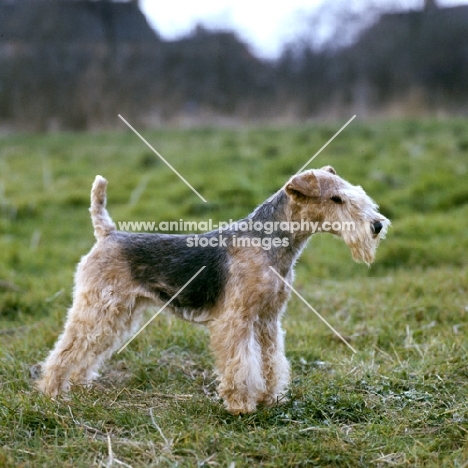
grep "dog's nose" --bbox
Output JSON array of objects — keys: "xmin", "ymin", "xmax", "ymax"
[{"xmin": 372, "ymin": 221, "xmax": 383, "ymax": 235}]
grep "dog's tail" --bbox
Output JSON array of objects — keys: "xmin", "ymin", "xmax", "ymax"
[{"xmin": 90, "ymin": 175, "xmax": 116, "ymax": 240}]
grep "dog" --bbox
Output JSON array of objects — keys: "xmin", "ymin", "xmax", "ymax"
[{"xmin": 37, "ymin": 166, "xmax": 389, "ymax": 414}]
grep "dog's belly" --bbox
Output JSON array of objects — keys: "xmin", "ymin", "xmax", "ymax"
[{"xmin": 170, "ymin": 306, "xmax": 213, "ymax": 324}]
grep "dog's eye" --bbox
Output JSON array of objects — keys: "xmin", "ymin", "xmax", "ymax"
[{"xmin": 331, "ymin": 196, "xmax": 343, "ymax": 204}]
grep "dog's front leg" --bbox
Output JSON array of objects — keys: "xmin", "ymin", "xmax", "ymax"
[{"xmin": 208, "ymin": 316, "xmax": 266, "ymax": 415}]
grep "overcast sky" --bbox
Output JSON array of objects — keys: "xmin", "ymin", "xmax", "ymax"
[{"xmin": 140, "ymin": 0, "xmax": 468, "ymax": 58}]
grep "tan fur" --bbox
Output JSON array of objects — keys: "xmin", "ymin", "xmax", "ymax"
[
  {"xmin": 286, "ymin": 168, "xmax": 389, "ymax": 264},
  {"xmin": 37, "ymin": 237, "xmax": 148, "ymax": 396},
  {"xmin": 206, "ymin": 246, "xmax": 292, "ymax": 414}
]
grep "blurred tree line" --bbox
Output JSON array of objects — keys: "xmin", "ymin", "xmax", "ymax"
[{"xmin": 0, "ymin": 0, "xmax": 467, "ymax": 131}]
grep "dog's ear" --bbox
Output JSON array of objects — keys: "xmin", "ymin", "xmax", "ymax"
[
  {"xmin": 285, "ymin": 171, "xmax": 321, "ymax": 200},
  {"xmin": 320, "ymin": 165, "xmax": 336, "ymax": 175}
]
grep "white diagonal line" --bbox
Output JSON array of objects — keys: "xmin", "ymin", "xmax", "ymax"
[
  {"xmin": 118, "ymin": 114, "xmax": 207, "ymax": 203},
  {"xmin": 269, "ymin": 266, "xmax": 357, "ymax": 354},
  {"xmin": 296, "ymin": 115, "xmax": 356, "ymax": 174},
  {"xmin": 117, "ymin": 266, "xmax": 206, "ymax": 354}
]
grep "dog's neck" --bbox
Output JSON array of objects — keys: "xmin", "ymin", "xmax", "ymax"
[{"xmin": 247, "ymin": 189, "xmax": 313, "ymax": 275}]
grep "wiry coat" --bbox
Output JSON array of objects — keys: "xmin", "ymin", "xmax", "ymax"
[{"xmin": 37, "ymin": 167, "xmax": 389, "ymax": 414}]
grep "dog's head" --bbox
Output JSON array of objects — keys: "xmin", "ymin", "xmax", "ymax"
[{"xmin": 285, "ymin": 166, "xmax": 390, "ymax": 265}]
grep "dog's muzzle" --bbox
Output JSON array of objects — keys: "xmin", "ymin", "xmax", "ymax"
[{"xmin": 371, "ymin": 220, "xmax": 383, "ymax": 236}]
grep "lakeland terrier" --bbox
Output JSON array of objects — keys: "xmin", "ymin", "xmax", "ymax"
[{"xmin": 37, "ymin": 166, "xmax": 390, "ymax": 414}]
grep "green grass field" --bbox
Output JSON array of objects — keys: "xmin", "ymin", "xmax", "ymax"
[{"xmin": 1, "ymin": 119, "xmax": 467, "ymax": 467}]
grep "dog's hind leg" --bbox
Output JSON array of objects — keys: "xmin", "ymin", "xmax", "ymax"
[{"xmin": 37, "ymin": 292, "xmax": 143, "ymax": 397}]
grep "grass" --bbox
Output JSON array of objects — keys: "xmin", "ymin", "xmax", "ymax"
[{"xmin": 0, "ymin": 119, "xmax": 467, "ymax": 467}]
